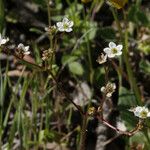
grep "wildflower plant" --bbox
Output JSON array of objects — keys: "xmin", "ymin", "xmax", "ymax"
[
  {"xmin": 101, "ymin": 82, "xmax": 116, "ymax": 97},
  {"xmin": 0, "ymin": 0, "xmax": 150, "ymax": 150}
]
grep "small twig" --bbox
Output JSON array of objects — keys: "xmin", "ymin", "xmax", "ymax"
[
  {"xmin": 103, "ymin": 134, "xmax": 121, "ymax": 146},
  {"xmin": 97, "ymin": 115, "xmax": 143, "ymax": 136},
  {"xmin": 79, "ymin": 113, "xmax": 88, "ymax": 150}
]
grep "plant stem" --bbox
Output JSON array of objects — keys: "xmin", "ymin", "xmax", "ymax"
[
  {"xmin": 47, "ymin": 0, "xmax": 51, "ymax": 26},
  {"xmin": 111, "ymin": 8, "xmax": 141, "ymax": 105},
  {"xmin": 111, "ymin": 8, "xmax": 123, "ymax": 89},
  {"xmin": 87, "ymin": 37, "xmax": 94, "ymax": 84},
  {"xmin": 0, "ymin": 0, "xmax": 4, "ymax": 32},
  {"xmin": 79, "ymin": 114, "xmax": 88, "ymax": 150},
  {"xmin": 123, "ymin": 10, "xmax": 141, "ymax": 105},
  {"xmin": 83, "ymin": 6, "xmax": 94, "ymax": 85}
]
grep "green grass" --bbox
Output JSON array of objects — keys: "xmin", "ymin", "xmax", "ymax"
[{"xmin": 0, "ymin": 0, "xmax": 150, "ymax": 149}]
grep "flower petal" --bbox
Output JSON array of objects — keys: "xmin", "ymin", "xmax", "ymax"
[
  {"xmin": 25, "ymin": 46, "xmax": 29, "ymax": 51},
  {"xmin": 103, "ymin": 47, "xmax": 111, "ymax": 54},
  {"xmin": 147, "ymin": 112, "xmax": 150, "ymax": 117},
  {"xmin": 58, "ymin": 27, "xmax": 65, "ymax": 32},
  {"xmin": 106, "ymin": 93, "xmax": 112, "ymax": 97},
  {"xmin": 24, "ymin": 51, "xmax": 30, "ymax": 55},
  {"xmin": 56, "ymin": 22, "xmax": 63, "ymax": 28},
  {"xmin": 109, "ymin": 42, "xmax": 116, "ymax": 48},
  {"xmin": 115, "ymin": 51, "xmax": 122, "ymax": 56},
  {"xmin": 101, "ymin": 87, "xmax": 105, "ymax": 92},
  {"xmin": 65, "ymin": 28, "xmax": 72, "ymax": 32},
  {"xmin": 68, "ymin": 21, "xmax": 74, "ymax": 27},
  {"xmin": 0, "ymin": 39, "xmax": 7, "ymax": 44},
  {"xmin": 18, "ymin": 43, "xmax": 24, "ymax": 49},
  {"xmin": 107, "ymin": 53, "xmax": 115, "ymax": 58},
  {"xmin": 63, "ymin": 17, "xmax": 69, "ymax": 23},
  {"xmin": 117, "ymin": 45, "xmax": 123, "ymax": 51}
]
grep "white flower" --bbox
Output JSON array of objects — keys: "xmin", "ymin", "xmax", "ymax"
[
  {"xmin": 97, "ymin": 53, "xmax": 107, "ymax": 64},
  {"xmin": 56, "ymin": 17, "xmax": 74, "ymax": 32},
  {"xmin": 129, "ymin": 106, "xmax": 150, "ymax": 119},
  {"xmin": 0, "ymin": 34, "xmax": 9, "ymax": 46},
  {"xmin": 101, "ymin": 82, "xmax": 116, "ymax": 97},
  {"xmin": 103, "ymin": 42, "xmax": 123, "ymax": 58},
  {"xmin": 17, "ymin": 43, "xmax": 30, "ymax": 55}
]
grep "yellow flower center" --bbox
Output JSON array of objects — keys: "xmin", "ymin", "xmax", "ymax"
[
  {"xmin": 112, "ymin": 48, "xmax": 118, "ymax": 54},
  {"xmin": 140, "ymin": 111, "xmax": 147, "ymax": 118},
  {"xmin": 63, "ymin": 23, "xmax": 69, "ymax": 29}
]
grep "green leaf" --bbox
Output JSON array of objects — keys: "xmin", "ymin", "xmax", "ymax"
[
  {"xmin": 118, "ymin": 87, "xmax": 137, "ymax": 107},
  {"xmin": 136, "ymin": 10, "xmax": 149, "ymax": 26},
  {"xmin": 118, "ymin": 87, "xmax": 138, "ymax": 129},
  {"xmin": 68, "ymin": 61, "xmax": 84, "ymax": 76},
  {"xmin": 29, "ymin": 28, "xmax": 44, "ymax": 34},
  {"xmin": 93, "ymin": 67, "xmax": 105, "ymax": 86},
  {"xmin": 44, "ymin": 129, "xmax": 63, "ymax": 142},
  {"xmin": 138, "ymin": 42, "xmax": 150, "ymax": 55},
  {"xmin": 129, "ymin": 132, "xmax": 150, "ymax": 150},
  {"xmin": 61, "ymin": 55, "xmax": 78, "ymax": 65},
  {"xmin": 139, "ymin": 60, "xmax": 150, "ymax": 74},
  {"xmin": 127, "ymin": 5, "xmax": 137, "ymax": 23}
]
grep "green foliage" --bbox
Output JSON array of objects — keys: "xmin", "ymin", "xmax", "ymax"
[
  {"xmin": 1, "ymin": 0, "xmax": 150, "ymax": 149},
  {"xmin": 68, "ymin": 61, "xmax": 84, "ymax": 76},
  {"xmin": 139, "ymin": 60, "xmax": 150, "ymax": 75},
  {"xmin": 118, "ymin": 87, "xmax": 138, "ymax": 129},
  {"xmin": 128, "ymin": 4, "xmax": 149, "ymax": 26},
  {"xmin": 129, "ymin": 132, "xmax": 150, "ymax": 150}
]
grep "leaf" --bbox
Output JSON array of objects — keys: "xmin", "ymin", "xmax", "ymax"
[
  {"xmin": 29, "ymin": 28, "xmax": 44, "ymax": 34},
  {"xmin": 138, "ymin": 41, "xmax": 150, "ymax": 55},
  {"xmin": 93, "ymin": 67, "xmax": 105, "ymax": 86},
  {"xmin": 68, "ymin": 61, "xmax": 84, "ymax": 76},
  {"xmin": 139, "ymin": 60, "xmax": 150, "ymax": 74},
  {"xmin": 61, "ymin": 55, "xmax": 78, "ymax": 65},
  {"xmin": 44, "ymin": 129, "xmax": 63, "ymax": 142},
  {"xmin": 118, "ymin": 87, "xmax": 138, "ymax": 129},
  {"xmin": 118, "ymin": 87, "xmax": 137, "ymax": 107},
  {"xmin": 136, "ymin": 10, "xmax": 149, "ymax": 26},
  {"xmin": 128, "ymin": 5, "xmax": 138, "ymax": 22},
  {"xmin": 129, "ymin": 132, "xmax": 150, "ymax": 150}
]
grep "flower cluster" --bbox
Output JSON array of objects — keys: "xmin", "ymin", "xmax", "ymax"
[
  {"xmin": 14, "ymin": 43, "xmax": 31, "ymax": 58},
  {"xmin": 42, "ymin": 49, "xmax": 53, "ymax": 61},
  {"xmin": 0, "ymin": 34, "xmax": 9, "ymax": 47},
  {"xmin": 101, "ymin": 82, "xmax": 116, "ymax": 97},
  {"xmin": 129, "ymin": 106, "xmax": 150, "ymax": 119},
  {"xmin": 45, "ymin": 25, "xmax": 57, "ymax": 35},
  {"xmin": 96, "ymin": 53, "xmax": 107, "ymax": 64}
]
